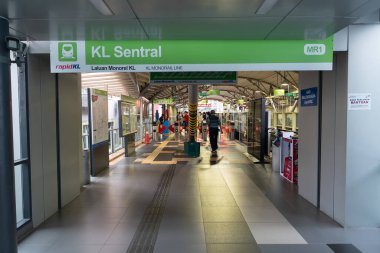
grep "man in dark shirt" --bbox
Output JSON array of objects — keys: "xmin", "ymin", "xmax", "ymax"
[{"xmin": 207, "ymin": 110, "xmax": 223, "ymax": 153}]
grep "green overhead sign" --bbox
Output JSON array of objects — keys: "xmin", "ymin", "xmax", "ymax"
[
  {"xmin": 153, "ymin": 98, "xmax": 174, "ymax": 104},
  {"xmin": 150, "ymin": 72, "xmax": 236, "ymax": 84},
  {"xmin": 200, "ymin": 91, "xmax": 209, "ymax": 97},
  {"xmin": 274, "ymin": 89, "xmax": 285, "ymax": 96},
  {"xmin": 121, "ymin": 95, "xmax": 136, "ymax": 104},
  {"xmin": 50, "ymin": 38, "xmax": 333, "ymax": 73},
  {"xmin": 207, "ymin": 90, "xmax": 220, "ymax": 96},
  {"xmin": 199, "ymin": 90, "xmax": 221, "ymax": 97}
]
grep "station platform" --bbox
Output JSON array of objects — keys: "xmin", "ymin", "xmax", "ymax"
[{"xmin": 18, "ymin": 137, "xmax": 380, "ymax": 253}]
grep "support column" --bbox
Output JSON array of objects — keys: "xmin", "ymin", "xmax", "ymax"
[
  {"xmin": 188, "ymin": 85, "xmax": 198, "ymax": 142},
  {"xmin": 184, "ymin": 85, "xmax": 200, "ymax": 157},
  {"xmin": 0, "ymin": 17, "xmax": 18, "ymax": 253},
  {"xmin": 140, "ymin": 98, "xmax": 143, "ymax": 142}
]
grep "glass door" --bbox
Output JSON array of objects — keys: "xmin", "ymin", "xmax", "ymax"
[{"xmin": 10, "ymin": 52, "xmax": 32, "ymax": 232}]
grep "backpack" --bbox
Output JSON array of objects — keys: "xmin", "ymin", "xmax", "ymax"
[{"xmin": 208, "ymin": 115, "xmax": 220, "ymax": 129}]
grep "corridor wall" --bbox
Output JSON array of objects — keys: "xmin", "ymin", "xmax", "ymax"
[
  {"xmin": 345, "ymin": 25, "xmax": 380, "ymax": 227},
  {"xmin": 298, "ymin": 72, "xmax": 320, "ymax": 207},
  {"xmin": 28, "ymin": 55, "xmax": 82, "ymax": 227},
  {"xmin": 58, "ymin": 74, "xmax": 82, "ymax": 207},
  {"xmin": 28, "ymin": 55, "xmax": 58, "ymax": 226}
]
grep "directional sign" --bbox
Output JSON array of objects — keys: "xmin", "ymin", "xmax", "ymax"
[{"xmin": 150, "ymin": 72, "xmax": 236, "ymax": 85}]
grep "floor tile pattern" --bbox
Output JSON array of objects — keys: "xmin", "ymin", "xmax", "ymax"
[
  {"xmin": 18, "ymin": 135, "xmax": 380, "ymax": 253},
  {"xmin": 127, "ymin": 165, "xmax": 176, "ymax": 253}
]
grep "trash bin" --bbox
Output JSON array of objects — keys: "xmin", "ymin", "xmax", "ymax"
[
  {"xmin": 174, "ymin": 122, "xmax": 180, "ymax": 141},
  {"xmin": 82, "ymin": 149, "xmax": 90, "ymax": 186}
]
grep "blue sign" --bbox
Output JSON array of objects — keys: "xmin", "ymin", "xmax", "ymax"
[{"xmin": 301, "ymin": 87, "xmax": 318, "ymax": 107}]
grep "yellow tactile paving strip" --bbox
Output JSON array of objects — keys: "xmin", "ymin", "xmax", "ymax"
[{"xmin": 141, "ymin": 139, "xmax": 177, "ymax": 165}]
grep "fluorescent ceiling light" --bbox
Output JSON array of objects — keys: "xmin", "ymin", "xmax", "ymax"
[
  {"xmin": 256, "ymin": 0, "xmax": 279, "ymax": 14},
  {"xmin": 255, "ymin": 90, "xmax": 261, "ymax": 93},
  {"xmin": 281, "ymin": 83, "xmax": 289, "ymax": 86},
  {"xmin": 89, "ymin": 0, "xmax": 114, "ymax": 15}
]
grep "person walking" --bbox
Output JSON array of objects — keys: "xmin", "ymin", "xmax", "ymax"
[{"xmin": 207, "ymin": 110, "xmax": 223, "ymax": 153}]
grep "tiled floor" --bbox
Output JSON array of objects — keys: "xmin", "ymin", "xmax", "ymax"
[{"xmin": 18, "ymin": 136, "xmax": 380, "ymax": 253}]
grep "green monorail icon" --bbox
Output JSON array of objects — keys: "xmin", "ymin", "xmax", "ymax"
[{"xmin": 58, "ymin": 42, "xmax": 78, "ymax": 61}]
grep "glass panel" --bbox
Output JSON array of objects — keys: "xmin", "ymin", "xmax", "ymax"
[
  {"xmin": 276, "ymin": 113, "xmax": 284, "ymax": 128},
  {"xmin": 130, "ymin": 105, "xmax": 138, "ymax": 133},
  {"xmin": 82, "ymin": 124, "xmax": 89, "ymax": 150},
  {"xmin": 11, "ymin": 54, "xmax": 31, "ymax": 230},
  {"xmin": 252, "ymin": 99, "xmax": 263, "ymax": 159},
  {"xmin": 82, "ymin": 89, "xmax": 89, "ymax": 150},
  {"xmin": 14, "ymin": 165, "xmax": 24, "ymax": 224},
  {"xmin": 113, "ymin": 129, "xmax": 123, "ymax": 151},
  {"xmin": 285, "ymin": 113, "xmax": 293, "ymax": 128},
  {"xmin": 11, "ymin": 53, "xmax": 22, "ymax": 160},
  {"xmin": 108, "ymin": 122, "xmax": 113, "ymax": 154}
]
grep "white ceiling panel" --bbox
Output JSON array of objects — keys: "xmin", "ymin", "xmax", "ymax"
[
  {"xmin": 1, "ymin": 0, "xmax": 380, "ymax": 41},
  {"xmin": 267, "ymin": 16, "xmax": 358, "ymax": 40},
  {"xmin": 255, "ymin": 0, "xmax": 301, "ymax": 17},
  {"xmin": 290, "ymin": 0, "xmax": 368, "ymax": 17},
  {"xmin": 1, "ymin": 0, "xmax": 134, "ymax": 19},
  {"xmin": 349, "ymin": 0, "xmax": 380, "ymax": 17},
  {"xmin": 141, "ymin": 17, "xmax": 282, "ymax": 40},
  {"xmin": 129, "ymin": 0, "xmax": 263, "ymax": 18},
  {"xmin": 10, "ymin": 19, "xmax": 147, "ymax": 40}
]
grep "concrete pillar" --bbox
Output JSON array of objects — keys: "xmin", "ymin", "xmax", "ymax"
[
  {"xmin": 140, "ymin": 98, "xmax": 143, "ymax": 141},
  {"xmin": 0, "ymin": 17, "xmax": 18, "ymax": 253},
  {"xmin": 184, "ymin": 85, "xmax": 200, "ymax": 157},
  {"xmin": 188, "ymin": 85, "xmax": 198, "ymax": 142}
]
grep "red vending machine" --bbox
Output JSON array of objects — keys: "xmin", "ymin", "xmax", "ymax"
[{"xmin": 281, "ymin": 138, "xmax": 298, "ymax": 184}]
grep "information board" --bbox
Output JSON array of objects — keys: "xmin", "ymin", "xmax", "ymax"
[
  {"xmin": 348, "ymin": 93, "xmax": 371, "ymax": 110},
  {"xmin": 300, "ymin": 87, "xmax": 318, "ymax": 107},
  {"xmin": 150, "ymin": 72, "xmax": 236, "ymax": 84},
  {"xmin": 90, "ymin": 89, "xmax": 108, "ymax": 144}
]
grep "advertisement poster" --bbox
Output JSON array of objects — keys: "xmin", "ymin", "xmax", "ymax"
[
  {"xmin": 348, "ymin": 93, "xmax": 371, "ymax": 110},
  {"xmin": 282, "ymin": 138, "xmax": 298, "ymax": 184},
  {"xmin": 119, "ymin": 95, "xmax": 137, "ymax": 137},
  {"xmin": 90, "ymin": 89, "xmax": 108, "ymax": 144},
  {"xmin": 293, "ymin": 140, "xmax": 299, "ymax": 184},
  {"xmin": 283, "ymin": 157, "xmax": 293, "ymax": 182}
]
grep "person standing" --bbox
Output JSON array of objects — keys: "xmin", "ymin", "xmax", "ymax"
[
  {"xmin": 183, "ymin": 111, "xmax": 189, "ymax": 133},
  {"xmin": 207, "ymin": 110, "xmax": 223, "ymax": 153}
]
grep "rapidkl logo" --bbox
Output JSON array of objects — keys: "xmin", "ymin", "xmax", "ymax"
[
  {"xmin": 58, "ymin": 42, "xmax": 77, "ymax": 62},
  {"xmin": 55, "ymin": 64, "xmax": 81, "ymax": 70}
]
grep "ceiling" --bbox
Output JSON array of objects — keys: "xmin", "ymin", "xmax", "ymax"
[
  {"xmin": 2, "ymin": 0, "xmax": 380, "ymax": 41},
  {"xmin": 81, "ymin": 72, "xmax": 142, "ymax": 97},
  {"xmin": 140, "ymin": 71, "xmax": 299, "ymax": 104},
  {"xmin": 3, "ymin": 1, "xmax": 377, "ymax": 103},
  {"xmin": 81, "ymin": 71, "xmax": 298, "ymax": 104}
]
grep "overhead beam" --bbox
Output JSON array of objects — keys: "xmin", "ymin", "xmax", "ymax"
[{"xmin": 275, "ymin": 71, "xmax": 298, "ymax": 90}]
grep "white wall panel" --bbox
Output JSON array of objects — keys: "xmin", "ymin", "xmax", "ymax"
[
  {"xmin": 298, "ymin": 72, "xmax": 320, "ymax": 206},
  {"xmin": 334, "ymin": 52, "xmax": 348, "ymax": 226},
  {"xmin": 345, "ymin": 25, "xmax": 380, "ymax": 227},
  {"xmin": 58, "ymin": 74, "xmax": 81, "ymax": 206},
  {"xmin": 320, "ymin": 64, "xmax": 336, "ymax": 218},
  {"xmin": 319, "ymin": 52, "xmax": 348, "ymax": 226},
  {"xmin": 28, "ymin": 55, "xmax": 58, "ymax": 227}
]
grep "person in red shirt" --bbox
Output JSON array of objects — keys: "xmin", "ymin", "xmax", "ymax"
[{"xmin": 183, "ymin": 111, "xmax": 189, "ymax": 133}]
